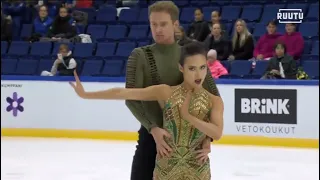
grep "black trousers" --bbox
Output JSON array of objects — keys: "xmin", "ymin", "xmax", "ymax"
[{"xmin": 130, "ymin": 125, "xmax": 157, "ymax": 180}]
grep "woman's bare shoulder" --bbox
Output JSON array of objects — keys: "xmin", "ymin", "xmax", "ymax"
[
  {"xmin": 209, "ymin": 93, "xmax": 224, "ymax": 107},
  {"xmin": 153, "ymin": 84, "xmax": 177, "ymax": 100}
]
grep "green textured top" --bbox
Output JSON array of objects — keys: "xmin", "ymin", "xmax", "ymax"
[{"xmin": 125, "ymin": 43, "xmax": 220, "ymax": 132}]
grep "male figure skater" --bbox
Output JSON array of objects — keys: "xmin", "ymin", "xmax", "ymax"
[{"xmin": 125, "ymin": 1, "xmax": 221, "ymax": 180}]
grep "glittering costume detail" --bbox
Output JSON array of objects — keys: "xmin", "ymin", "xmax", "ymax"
[{"xmin": 154, "ymin": 85, "xmax": 212, "ymax": 180}]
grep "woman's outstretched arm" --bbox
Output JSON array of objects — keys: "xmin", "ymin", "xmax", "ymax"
[{"xmin": 69, "ymin": 71, "xmax": 170, "ymax": 101}]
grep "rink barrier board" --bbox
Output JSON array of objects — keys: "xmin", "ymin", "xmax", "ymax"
[
  {"xmin": 1, "ymin": 75, "xmax": 319, "ymax": 85},
  {"xmin": 1, "ymin": 76, "xmax": 319, "ymax": 149},
  {"xmin": 1, "ymin": 128, "xmax": 318, "ymax": 148}
]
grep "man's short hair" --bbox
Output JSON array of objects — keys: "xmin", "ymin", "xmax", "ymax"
[{"xmin": 148, "ymin": 1, "xmax": 179, "ymax": 21}]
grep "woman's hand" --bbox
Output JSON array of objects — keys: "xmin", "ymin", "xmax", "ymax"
[
  {"xmin": 228, "ymin": 55, "xmax": 235, "ymax": 61},
  {"xmin": 69, "ymin": 71, "xmax": 87, "ymax": 98},
  {"xmin": 270, "ymin": 69, "xmax": 280, "ymax": 75},
  {"xmin": 54, "ymin": 58, "xmax": 63, "ymax": 65},
  {"xmin": 257, "ymin": 54, "xmax": 264, "ymax": 60}
]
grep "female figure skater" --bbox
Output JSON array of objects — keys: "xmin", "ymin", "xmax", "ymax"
[{"xmin": 69, "ymin": 42, "xmax": 224, "ymax": 180}]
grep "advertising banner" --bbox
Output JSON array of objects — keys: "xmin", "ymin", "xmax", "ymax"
[{"xmin": 1, "ymin": 80, "xmax": 319, "ymax": 140}]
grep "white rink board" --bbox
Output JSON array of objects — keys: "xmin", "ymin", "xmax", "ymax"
[{"xmin": 1, "ymin": 80, "xmax": 319, "ymax": 139}]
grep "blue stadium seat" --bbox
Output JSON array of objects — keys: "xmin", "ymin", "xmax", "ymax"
[
  {"xmin": 229, "ymin": 61, "xmax": 252, "ymax": 76},
  {"xmin": 306, "ymin": 4, "xmax": 319, "ymax": 21},
  {"xmin": 118, "ymin": 8, "xmax": 139, "ymax": 24},
  {"xmin": 1, "ymin": 41, "xmax": 8, "ymax": 55},
  {"xmin": 174, "ymin": 0, "xmax": 189, "ymax": 7},
  {"xmin": 311, "ymin": 41, "xmax": 319, "ymax": 55},
  {"xmin": 77, "ymin": 25, "xmax": 86, "ymax": 34},
  {"xmin": 138, "ymin": 41, "xmax": 150, "ymax": 47},
  {"xmin": 20, "ymin": 24, "xmax": 33, "ymax": 40},
  {"xmin": 37, "ymin": 59, "xmax": 55, "ymax": 75},
  {"xmin": 1, "ymin": 59, "xmax": 18, "ymax": 75},
  {"xmin": 252, "ymin": 61, "xmax": 269, "ymax": 76},
  {"xmin": 74, "ymin": 8, "xmax": 96, "ymax": 24},
  {"xmin": 225, "ymin": 23, "xmax": 233, "ymax": 36},
  {"xmin": 95, "ymin": 7, "xmax": 117, "ymax": 23},
  {"xmin": 137, "ymin": 8, "xmax": 148, "ymax": 23},
  {"xmin": 12, "ymin": 17, "xmax": 22, "ymax": 39},
  {"xmin": 29, "ymin": 42, "xmax": 52, "ymax": 56},
  {"xmin": 253, "ymin": 23, "xmax": 266, "ymax": 38},
  {"xmin": 246, "ymin": 22, "xmax": 255, "ymax": 33},
  {"xmin": 190, "ymin": 0, "xmax": 210, "ymax": 7},
  {"xmin": 277, "ymin": 23, "xmax": 286, "ymax": 35},
  {"xmin": 105, "ymin": 25, "xmax": 128, "ymax": 41},
  {"xmin": 122, "ymin": 65, "xmax": 127, "ymax": 76},
  {"xmin": 303, "ymin": 40, "xmax": 312, "ymax": 54},
  {"xmin": 86, "ymin": 25, "xmax": 107, "ymax": 40},
  {"xmin": 52, "ymin": 43, "xmax": 74, "ymax": 56},
  {"xmin": 287, "ymin": 4, "xmax": 308, "ymax": 14},
  {"xmin": 95, "ymin": 42, "xmax": 116, "ymax": 58},
  {"xmin": 7, "ymin": 41, "xmax": 30, "ymax": 56},
  {"xmin": 260, "ymin": 4, "xmax": 286, "ymax": 23},
  {"xmin": 115, "ymin": 42, "xmax": 136, "ymax": 57},
  {"xmin": 241, "ymin": 5, "xmax": 262, "ymax": 22},
  {"xmin": 81, "ymin": 60, "xmax": 103, "ymax": 76},
  {"xmin": 299, "ymin": 22, "xmax": 319, "ymax": 38},
  {"xmin": 303, "ymin": 61, "xmax": 319, "ymax": 79},
  {"xmin": 73, "ymin": 43, "xmax": 95, "ymax": 58},
  {"xmin": 203, "ymin": 7, "xmax": 221, "ymax": 22},
  {"xmin": 221, "ymin": 6, "xmax": 241, "ymax": 22},
  {"xmin": 101, "ymin": 60, "xmax": 124, "ymax": 76},
  {"xmin": 93, "ymin": 1, "xmax": 106, "ymax": 9},
  {"xmin": 137, "ymin": 0, "xmax": 148, "ymax": 7},
  {"xmin": 128, "ymin": 25, "xmax": 149, "ymax": 40},
  {"xmin": 180, "ymin": 7, "xmax": 196, "ymax": 23},
  {"xmin": 221, "ymin": 61, "xmax": 230, "ymax": 72},
  {"xmin": 15, "ymin": 59, "xmax": 38, "ymax": 75}
]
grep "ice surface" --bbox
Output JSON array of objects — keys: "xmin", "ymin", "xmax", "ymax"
[{"xmin": 1, "ymin": 137, "xmax": 319, "ymax": 180}]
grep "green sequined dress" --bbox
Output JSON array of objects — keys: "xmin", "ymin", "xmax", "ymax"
[{"xmin": 154, "ymin": 85, "xmax": 213, "ymax": 180}]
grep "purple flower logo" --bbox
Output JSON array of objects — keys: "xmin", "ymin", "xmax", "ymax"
[{"xmin": 6, "ymin": 92, "xmax": 24, "ymax": 117}]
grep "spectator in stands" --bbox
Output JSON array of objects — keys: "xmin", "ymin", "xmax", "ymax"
[
  {"xmin": 207, "ymin": 49, "xmax": 228, "ymax": 79},
  {"xmin": 40, "ymin": 0, "xmax": 63, "ymax": 18},
  {"xmin": 1, "ymin": 9, "xmax": 12, "ymax": 41},
  {"xmin": 278, "ymin": 23, "xmax": 304, "ymax": 60},
  {"xmin": 47, "ymin": 6, "xmax": 77, "ymax": 41},
  {"xmin": 175, "ymin": 26, "xmax": 193, "ymax": 46},
  {"xmin": 29, "ymin": 5, "xmax": 53, "ymax": 42},
  {"xmin": 41, "ymin": 44, "xmax": 77, "ymax": 76},
  {"xmin": 254, "ymin": 20, "xmax": 282, "ymax": 60},
  {"xmin": 228, "ymin": 19, "xmax": 254, "ymax": 60},
  {"xmin": 187, "ymin": 8, "xmax": 210, "ymax": 42},
  {"xmin": 262, "ymin": 42, "xmax": 297, "ymax": 79},
  {"xmin": 208, "ymin": 11, "xmax": 228, "ymax": 40},
  {"xmin": 204, "ymin": 23, "xmax": 232, "ymax": 60}
]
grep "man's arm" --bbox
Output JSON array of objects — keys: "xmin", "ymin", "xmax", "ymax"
[
  {"xmin": 125, "ymin": 48, "xmax": 158, "ymax": 132},
  {"xmin": 202, "ymin": 67, "xmax": 220, "ymax": 96}
]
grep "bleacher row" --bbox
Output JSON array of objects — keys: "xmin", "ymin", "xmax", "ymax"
[
  {"xmin": 74, "ymin": 2, "xmax": 319, "ymax": 24},
  {"xmin": 11, "ymin": 2, "xmax": 319, "ymax": 40},
  {"xmin": 1, "ymin": 41, "xmax": 319, "ymax": 79},
  {"xmin": 19, "ymin": 21, "xmax": 319, "ymax": 42}
]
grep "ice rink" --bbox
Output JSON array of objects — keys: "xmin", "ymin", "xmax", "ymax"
[{"xmin": 1, "ymin": 137, "xmax": 319, "ymax": 180}]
